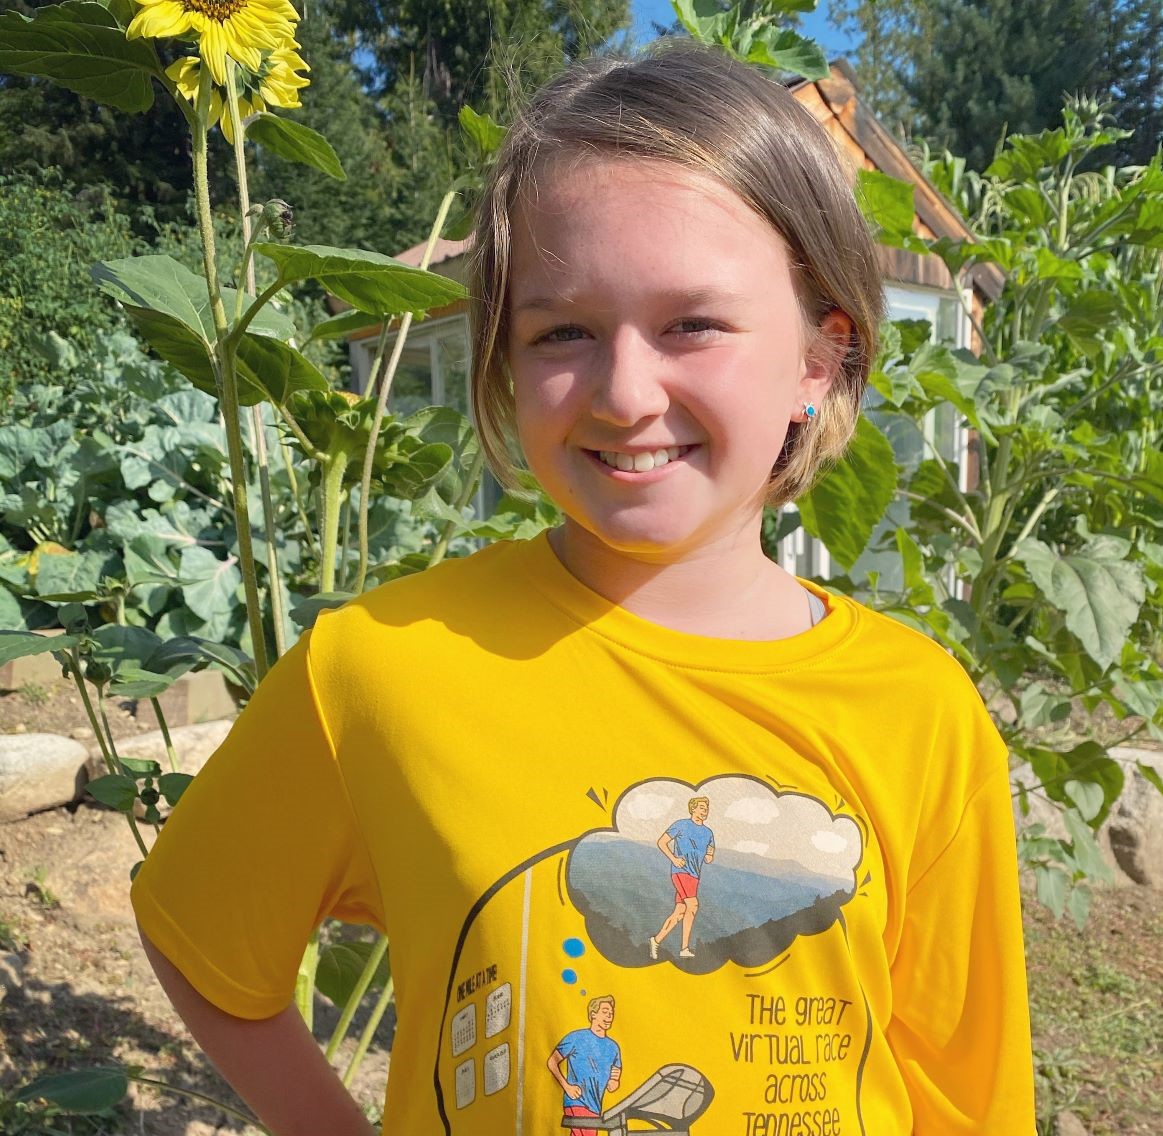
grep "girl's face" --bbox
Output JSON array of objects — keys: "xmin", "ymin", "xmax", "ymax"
[{"xmin": 506, "ymin": 158, "xmax": 842, "ymax": 565}]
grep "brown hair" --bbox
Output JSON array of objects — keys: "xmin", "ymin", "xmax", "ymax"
[{"xmin": 468, "ymin": 42, "xmax": 884, "ymax": 506}]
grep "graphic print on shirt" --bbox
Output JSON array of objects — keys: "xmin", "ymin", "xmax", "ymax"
[{"xmin": 434, "ymin": 773, "xmax": 870, "ymax": 1136}]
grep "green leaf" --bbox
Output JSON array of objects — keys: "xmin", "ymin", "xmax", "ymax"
[
  {"xmin": 458, "ymin": 105, "xmax": 506, "ymax": 156},
  {"xmin": 246, "ymin": 113, "xmax": 346, "ymax": 180},
  {"xmin": 119, "ymin": 756, "xmax": 161, "ymax": 777},
  {"xmin": 1066, "ymin": 884, "xmax": 1092, "ymax": 930},
  {"xmin": 0, "ymin": 630, "xmax": 79, "ymax": 666},
  {"xmin": 15, "ymin": 1067, "xmax": 129, "ymax": 1113},
  {"xmin": 108, "ymin": 667, "xmax": 175, "ymax": 698},
  {"xmin": 746, "ymin": 27, "xmax": 829, "ymax": 79},
  {"xmin": 34, "ymin": 548, "xmax": 107, "ymax": 601},
  {"xmin": 0, "ymin": 3, "xmax": 161, "ymax": 114},
  {"xmin": 254, "ymin": 244, "xmax": 466, "ymax": 317},
  {"xmin": 1137, "ymin": 761, "xmax": 1163, "ymax": 796},
  {"xmin": 178, "ymin": 546, "xmax": 242, "ymax": 624},
  {"xmin": 380, "ymin": 442, "xmax": 453, "ymax": 500},
  {"xmin": 93, "ymin": 255, "xmax": 295, "ymax": 398},
  {"xmin": 234, "ymin": 334, "xmax": 330, "ymax": 406},
  {"xmin": 1034, "ymin": 864, "xmax": 1068, "ymax": 918},
  {"xmin": 1014, "ymin": 537, "xmax": 1146, "ymax": 670},
  {"xmin": 1063, "ymin": 808, "xmax": 1112, "ymax": 879},
  {"xmin": 1058, "ymin": 289, "xmax": 1122, "ymax": 355},
  {"xmin": 857, "ymin": 170, "xmax": 916, "ymax": 243},
  {"xmin": 1065, "ymin": 779, "xmax": 1104, "ymax": 823},
  {"xmin": 85, "ymin": 774, "xmax": 138, "ymax": 812},
  {"xmin": 158, "ymin": 771, "xmax": 194, "ymax": 805},
  {"xmin": 289, "ymin": 592, "xmax": 354, "ymax": 630},
  {"xmin": 315, "ymin": 941, "xmax": 390, "ymax": 1008},
  {"xmin": 304, "ymin": 308, "xmax": 382, "ymax": 345},
  {"xmin": 799, "ymin": 417, "xmax": 898, "ymax": 570}
]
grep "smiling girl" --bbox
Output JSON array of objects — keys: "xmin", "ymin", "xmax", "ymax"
[{"xmin": 132, "ymin": 43, "xmax": 1035, "ymax": 1136}]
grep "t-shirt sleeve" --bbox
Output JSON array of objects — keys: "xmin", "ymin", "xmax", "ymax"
[
  {"xmin": 130, "ymin": 632, "xmax": 381, "ymax": 1020},
  {"xmin": 887, "ymin": 753, "xmax": 1036, "ymax": 1133}
]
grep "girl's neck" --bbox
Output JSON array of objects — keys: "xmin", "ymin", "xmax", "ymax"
[{"xmin": 548, "ymin": 522, "xmax": 814, "ymax": 642}]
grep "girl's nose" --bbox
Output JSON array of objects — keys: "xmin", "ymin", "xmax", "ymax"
[{"xmin": 588, "ymin": 330, "xmax": 670, "ymax": 426}]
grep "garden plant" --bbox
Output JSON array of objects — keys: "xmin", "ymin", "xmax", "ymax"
[{"xmin": 0, "ymin": 0, "xmax": 1160, "ymax": 1128}]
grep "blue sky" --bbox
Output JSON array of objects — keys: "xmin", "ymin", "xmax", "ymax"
[{"xmin": 629, "ymin": 1, "xmax": 855, "ymax": 60}]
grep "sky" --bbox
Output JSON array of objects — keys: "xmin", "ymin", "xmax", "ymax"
[{"xmin": 629, "ymin": 1, "xmax": 856, "ymax": 60}]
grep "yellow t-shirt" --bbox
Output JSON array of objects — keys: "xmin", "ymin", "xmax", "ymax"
[{"xmin": 131, "ymin": 533, "xmax": 1035, "ymax": 1135}]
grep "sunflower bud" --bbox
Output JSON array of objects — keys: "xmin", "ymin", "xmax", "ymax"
[{"xmin": 261, "ymin": 198, "xmax": 294, "ymax": 239}]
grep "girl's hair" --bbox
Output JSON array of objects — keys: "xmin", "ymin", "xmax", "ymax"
[{"xmin": 468, "ymin": 42, "xmax": 884, "ymax": 506}]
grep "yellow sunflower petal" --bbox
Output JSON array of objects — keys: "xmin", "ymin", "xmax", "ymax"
[
  {"xmin": 126, "ymin": 2, "xmax": 194, "ymax": 41},
  {"xmin": 229, "ymin": 41, "xmax": 264, "ymax": 73},
  {"xmin": 197, "ymin": 19, "xmax": 229, "ymax": 86}
]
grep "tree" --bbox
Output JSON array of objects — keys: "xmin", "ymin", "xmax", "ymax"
[
  {"xmin": 247, "ymin": 2, "xmax": 447, "ymax": 253},
  {"xmin": 331, "ymin": 0, "xmax": 630, "ymax": 123},
  {"xmin": 831, "ymin": 0, "xmax": 1160, "ymax": 170}
]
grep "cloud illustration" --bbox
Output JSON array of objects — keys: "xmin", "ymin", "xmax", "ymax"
[{"xmin": 566, "ymin": 775, "xmax": 864, "ymax": 975}]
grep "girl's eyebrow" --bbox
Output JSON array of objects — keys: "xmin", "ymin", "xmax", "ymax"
[{"xmin": 511, "ymin": 286, "xmax": 751, "ymax": 315}]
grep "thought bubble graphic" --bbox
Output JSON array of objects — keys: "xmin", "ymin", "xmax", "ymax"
[{"xmin": 566, "ymin": 775, "xmax": 863, "ymax": 974}]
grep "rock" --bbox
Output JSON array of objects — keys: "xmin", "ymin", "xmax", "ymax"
[
  {"xmin": 0, "ymin": 951, "xmax": 24, "ymax": 1004},
  {"xmin": 84, "ymin": 720, "xmax": 233, "ymax": 820},
  {"xmin": 0, "ymin": 733, "xmax": 88, "ymax": 822},
  {"xmin": 1056, "ymin": 1110, "xmax": 1090, "ymax": 1136},
  {"xmin": 69, "ymin": 727, "xmax": 91, "ymax": 741},
  {"xmin": 1012, "ymin": 747, "xmax": 1163, "ymax": 888},
  {"xmin": 84, "ymin": 719, "xmax": 232, "ymax": 782},
  {"xmin": 1105, "ymin": 748, "xmax": 1163, "ymax": 888}
]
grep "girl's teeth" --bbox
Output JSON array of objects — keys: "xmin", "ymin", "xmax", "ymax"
[{"xmin": 598, "ymin": 446, "xmax": 688, "ymax": 472}]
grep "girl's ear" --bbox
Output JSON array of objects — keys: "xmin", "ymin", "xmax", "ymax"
[{"xmin": 794, "ymin": 310, "xmax": 853, "ymax": 421}]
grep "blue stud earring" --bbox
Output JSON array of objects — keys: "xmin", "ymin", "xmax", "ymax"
[{"xmin": 803, "ymin": 402, "xmax": 817, "ymax": 421}]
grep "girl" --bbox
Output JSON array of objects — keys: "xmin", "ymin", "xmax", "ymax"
[{"xmin": 132, "ymin": 43, "xmax": 1035, "ymax": 1136}]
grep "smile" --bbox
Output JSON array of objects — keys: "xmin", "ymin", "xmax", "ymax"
[{"xmin": 595, "ymin": 445, "xmax": 693, "ymax": 473}]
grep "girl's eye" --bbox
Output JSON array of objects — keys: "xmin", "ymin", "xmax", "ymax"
[
  {"xmin": 672, "ymin": 318, "xmax": 719, "ymax": 337},
  {"xmin": 533, "ymin": 325, "xmax": 587, "ymax": 344}
]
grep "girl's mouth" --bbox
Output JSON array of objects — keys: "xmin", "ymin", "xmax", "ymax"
[{"xmin": 591, "ymin": 445, "xmax": 695, "ymax": 473}]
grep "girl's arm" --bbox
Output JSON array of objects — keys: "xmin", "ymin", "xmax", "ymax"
[{"xmin": 139, "ymin": 929, "xmax": 377, "ymax": 1136}]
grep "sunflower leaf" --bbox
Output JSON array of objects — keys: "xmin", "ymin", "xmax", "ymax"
[
  {"xmin": 247, "ymin": 113, "xmax": 346, "ymax": 180},
  {"xmin": 93, "ymin": 255, "xmax": 295, "ymax": 401},
  {"xmin": 0, "ymin": 2, "xmax": 162, "ymax": 114},
  {"xmin": 253, "ymin": 244, "xmax": 466, "ymax": 317}
]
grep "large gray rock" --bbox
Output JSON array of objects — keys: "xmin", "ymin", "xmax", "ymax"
[
  {"xmin": 84, "ymin": 719, "xmax": 232, "ymax": 820},
  {"xmin": 0, "ymin": 733, "xmax": 87, "ymax": 822},
  {"xmin": 1013, "ymin": 746, "xmax": 1163, "ymax": 888},
  {"xmin": 84, "ymin": 719, "xmax": 232, "ymax": 782},
  {"xmin": 1105, "ymin": 747, "xmax": 1163, "ymax": 887}
]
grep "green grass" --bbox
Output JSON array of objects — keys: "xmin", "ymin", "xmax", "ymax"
[{"xmin": 1026, "ymin": 893, "xmax": 1163, "ymax": 1135}]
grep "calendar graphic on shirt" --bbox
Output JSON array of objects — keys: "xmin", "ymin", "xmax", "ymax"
[
  {"xmin": 483, "ymin": 1043, "xmax": 510, "ymax": 1096},
  {"xmin": 451, "ymin": 1004, "xmax": 477, "ymax": 1057},
  {"xmin": 484, "ymin": 983, "xmax": 512, "ymax": 1038}
]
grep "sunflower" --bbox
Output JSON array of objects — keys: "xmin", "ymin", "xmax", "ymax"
[
  {"xmin": 167, "ymin": 45, "xmax": 309, "ymax": 143},
  {"xmin": 128, "ymin": 0, "xmax": 301, "ymax": 87}
]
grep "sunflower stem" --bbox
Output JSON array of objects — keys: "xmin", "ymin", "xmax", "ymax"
[
  {"xmin": 224, "ymin": 61, "xmax": 286, "ymax": 660},
  {"xmin": 192, "ymin": 64, "xmax": 270, "ymax": 681},
  {"xmin": 352, "ymin": 188, "xmax": 457, "ymax": 596}
]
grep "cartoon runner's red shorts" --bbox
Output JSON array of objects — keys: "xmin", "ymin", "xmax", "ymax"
[
  {"xmin": 672, "ymin": 871, "xmax": 699, "ymax": 904},
  {"xmin": 563, "ymin": 1104, "xmax": 600, "ymax": 1136}
]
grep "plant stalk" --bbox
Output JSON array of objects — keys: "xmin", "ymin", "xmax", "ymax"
[
  {"xmin": 342, "ymin": 975, "xmax": 394, "ymax": 1088},
  {"xmin": 319, "ymin": 454, "xmax": 350, "ymax": 593},
  {"xmin": 150, "ymin": 697, "xmax": 179, "ymax": 774},
  {"xmin": 352, "ymin": 189, "xmax": 457, "ymax": 595},
  {"xmin": 129, "ymin": 1073, "xmax": 269, "ymax": 1131},
  {"xmin": 192, "ymin": 65, "xmax": 270, "ymax": 680},
  {"xmin": 225, "ymin": 62, "xmax": 287, "ymax": 660},
  {"xmin": 325, "ymin": 935, "xmax": 389, "ymax": 1063}
]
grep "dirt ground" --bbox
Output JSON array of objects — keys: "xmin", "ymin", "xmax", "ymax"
[{"xmin": 1, "ymin": 682, "xmax": 1160, "ymax": 1135}]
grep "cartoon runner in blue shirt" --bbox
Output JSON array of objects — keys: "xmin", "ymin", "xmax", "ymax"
[
  {"xmin": 650, "ymin": 796, "xmax": 715, "ymax": 960},
  {"xmin": 546, "ymin": 995, "xmax": 621, "ymax": 1135}
]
